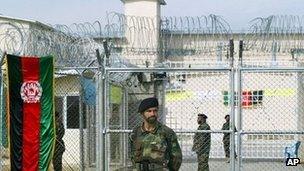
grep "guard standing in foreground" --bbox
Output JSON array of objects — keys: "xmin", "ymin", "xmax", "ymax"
[{"xmin": 130, "ymin": 97, "xmax": 182, "ymax": 171}]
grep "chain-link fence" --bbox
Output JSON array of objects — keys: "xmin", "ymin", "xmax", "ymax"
[
  {"xmin": 103, "ymin": 67, "xmax": 237, "ymax": 171},
  {"xmin": 100, "ymin": 65, "xmax": 304, "ymax": 171},
  {"xmin": 237, "ymin": 68, "xmax": 304, "ymax": 171}
]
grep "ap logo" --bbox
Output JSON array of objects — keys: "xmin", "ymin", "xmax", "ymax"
[{"xmin": 286, "ymin": 158, "xmax": 300, "ymax": 166}]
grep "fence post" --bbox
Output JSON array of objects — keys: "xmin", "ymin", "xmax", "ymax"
[
  {"xmin": 95, "ymin": 49, "xmax": 105, "ymax": 171},
  {"xmin": 217, "ymin": 42, "xmax": 223, "ymax": 62},
  {"xmin": 236, "ymin": 62, "xmax": 243, "ymax": 171},
  {"xmin": 271, "ymin": 41, "xmax": 277, "ymax": 66},
  {"xmin": 239, "ymin": 40, "xmax": 243, "ymax": 66},
  {"xmin": 229, "ymin": 39, "xmax": 234, "ymax": 67},
  {"xmin": 122, "ymin": 88, "xmax": 129, "ymax": 167},
  {"xmin": 229, "ymin": 39, "xmax": 236, "ymax": 171},
  {"xmin": 105, "ymin": 73, "xmax": 110, "ymax": 171},
  {"xmin": 102, "ymin": 40, "xmax": 112, "ymax": 171},
  {"xmin": 79, "ymin": 84, "xmax": 84, "ymax": 171}
]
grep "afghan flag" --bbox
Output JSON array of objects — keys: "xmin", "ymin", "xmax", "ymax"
[{"xmin": 6, "ymin": 54, "xmax": 55, "ymax": 171}]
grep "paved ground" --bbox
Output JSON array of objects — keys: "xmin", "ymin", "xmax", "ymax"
[
  {"xmin": 2, "ymin": 159, "xmax": 304, "ymax": 170},
  {"xmin": 180, "ymin": 160, "xmax": 304, "ymax": 171},
  {"xmin": 111, "ymin": 160, "xmax": 304, "ymax": 171}
]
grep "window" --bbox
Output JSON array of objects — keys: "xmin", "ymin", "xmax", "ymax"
[{"xmin": 55, "ymin": 96, "xmax": 87, "ymax": 129}]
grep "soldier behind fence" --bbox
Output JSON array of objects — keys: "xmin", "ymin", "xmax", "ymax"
[
  {"xmin": 192, "ymin": 113, "xmax": 211, "ymax": 171},
  {"xmin": 53, "ymin": 111, "xmax": 65, "ymax": 171},
  {"xmin": 130, "ymin": 97, "xmax": 182, "ymax": 171},
  {"xmin": 221, "ymin": 114, "xmax": 237, "ymax": 163}
]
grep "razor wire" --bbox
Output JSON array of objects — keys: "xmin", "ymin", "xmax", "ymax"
[
  {"xmin": 3, "ymin": 14, "xmax": 304, "ymax": 67},
  {"xmin": 242, "ymin": 15, "xmax": 304, "ymax": 65},
  {"xmin": 160, "ymin": 15, "xmax": 232, "ymax": 62},
  {"xmin": 0, "ymin": 20, "xmax": 103, "ymax": 67},
  {"xmin": 50, "ymin": 13, "xmax": 233, "ymax": 65}
]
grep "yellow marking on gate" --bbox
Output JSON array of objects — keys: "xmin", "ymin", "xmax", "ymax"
[
  {"xmin": 264, "ymin": 88, "xmax": 295, "ymax": 97},
  {"xmin": 165, "ymin": 90, "xmax": 194, "ymax": 102}
]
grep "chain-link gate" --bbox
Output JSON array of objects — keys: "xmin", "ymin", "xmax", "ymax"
[{"xmin": 100, "ymin": 66, "xmax": 238, "ymax": 171}]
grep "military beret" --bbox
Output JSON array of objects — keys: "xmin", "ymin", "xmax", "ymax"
[
  {"xmin": 138, "ymin": 97, "xmax": 159, "ymax": 113},
  {"xmin": 225, "ymin": 114, "xmax": 230, "ymax": 119},
  {"xmin": 198, "ymin": 113, "xmax": 208, "ymax": 119}
]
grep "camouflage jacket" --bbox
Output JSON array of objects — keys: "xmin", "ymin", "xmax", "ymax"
[
  {"xmin": 192, "ymin": 122, "xmax": 211, "ymax": 155},
  {"xmin": 130, "ymin": 121, "xmax": 182, "ymax": 171}
]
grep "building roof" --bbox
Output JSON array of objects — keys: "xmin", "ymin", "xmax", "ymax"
[{"xmin": 120, "ymin": 0, "xmax": 166, "ymax": 5}]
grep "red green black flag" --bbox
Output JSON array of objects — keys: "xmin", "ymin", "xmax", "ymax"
[{"xmin": 6, "ymin": 54, "xmax": 55, "ymax": 171}]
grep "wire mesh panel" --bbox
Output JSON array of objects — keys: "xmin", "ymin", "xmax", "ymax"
[
  {"xmin": 241, "ymin": 71, "xmax": 301, "ymax": 132},
  {"xmin": 53, "ymin": 69, "xmax": 98, "ymax": 171},
  {"xmin": 239, "ymin": 69, "xmax": 304, "ymax": 171}
]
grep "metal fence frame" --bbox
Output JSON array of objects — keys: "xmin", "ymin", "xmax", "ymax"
[
  {"xmin": 100, "ymin": 66, "xmax": 236, "ymax": 171},
  {"xmin": 98, "ymin": 65, "xmax": 304, "ymax": 171}
]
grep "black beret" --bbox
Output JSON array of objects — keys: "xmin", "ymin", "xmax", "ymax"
[
  {"xmin": 225, "ymin": 114, "xmax": 230, "ymax": 119},
  {"xmin": 138, "ymin": 97, "xmax": 159, "ymax": 113},
  {"xmin": 198, "ymin": 113, "xmax": 208, "ymax": 119}
]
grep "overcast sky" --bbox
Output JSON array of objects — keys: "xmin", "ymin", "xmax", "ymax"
[{"xmin": 1, "ymin": 0, "xmax": 303, "ymax": 30}]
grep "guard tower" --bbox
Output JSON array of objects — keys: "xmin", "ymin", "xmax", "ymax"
[{"xmin": 121, "ymin": 0, "xmax": 166, "ymax": 65}]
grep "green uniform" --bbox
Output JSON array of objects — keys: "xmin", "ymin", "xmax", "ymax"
[
  {"xmin": 192, "ymin": 123, "xmax": 211, "ymax": 171},
  {"xmin": 130, "ymin": 121, "xmax": 182, "ymax": 171},
  {"xmin": 221, "ymin": 121, "xmax": 236, "ymax": 158}
]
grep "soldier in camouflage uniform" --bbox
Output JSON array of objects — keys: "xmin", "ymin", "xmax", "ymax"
[
  {"xmin": 130, "ymin": 97, "xmax": 182, "ymax": 171},
  {"xmin": 192, "ymin": 113, "xmax": 211, "ymax": 171},
  {"xmin": 221, "ymin": 114, "xmax": 237, "ymax": 163}
]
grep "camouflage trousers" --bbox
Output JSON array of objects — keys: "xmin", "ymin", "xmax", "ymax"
[
  {"xmin": 135, "ymin": 163, "xmax": 169, "ymax": 171},
  {"xmin": 223, "ymin": 140, "xmax": 236, "ymax": 158},
  {"xmin": 223, "ymin": 140, "xmax": 230, "ymax": 158},
  {"xmin": 115, "ymin": 166, "xmax": 168, "ymax": 171},
  {"xmin": 197, "ymin": 153, "xmax": 209, "ymax": 171}
]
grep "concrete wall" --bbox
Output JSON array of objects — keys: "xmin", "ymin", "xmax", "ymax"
[{"xmin": 123, "ymin": 0, "xmax": 162, "ymax": 65}]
